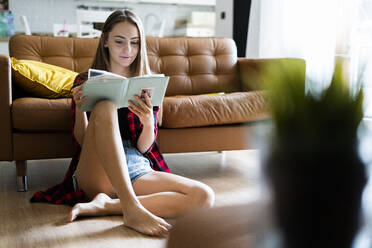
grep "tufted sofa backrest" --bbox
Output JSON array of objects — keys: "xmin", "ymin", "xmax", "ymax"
[
  {"xmin": 9, "ymin": 35, "xmax": 240, "ymax": 96},
  {"xmin": 146, "ymin": 37, "xmax": 240, "ymax": 96},
  {"xmin": 9, "ymin": 35, "xmax": 99, "ymax": 74}
]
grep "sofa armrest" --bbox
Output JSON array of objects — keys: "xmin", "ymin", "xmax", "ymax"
[
  {"xmin": 0, "ymin": 54, "xmax": 13, "ymax": 160},
  {"xmin": 238, "ymin": 57, "xmax": 306, "ymax": 91}
]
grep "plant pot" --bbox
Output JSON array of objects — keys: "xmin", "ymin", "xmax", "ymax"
[{"xmin": 264, "ymin": 141, "xmax": 367, "ymax": 248}]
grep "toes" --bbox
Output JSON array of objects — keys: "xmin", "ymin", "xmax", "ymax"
[
  {"xmin": 158, "ymin": 225, "xmax": 169, "ymax": 236},
  {"xmin": 163, "ymin": 221, "xmax": 172, "ymax": 230},
  {"xmin": 68, "ymin": 210, "xmax": 77, "ymax": 222},
  {"xmin": 153, "ymin": 221, "xmax": 170, "ymax": 237},
  {"xmin": 158, "ymin": 219, "xmax": 172, "ymax": 231}
]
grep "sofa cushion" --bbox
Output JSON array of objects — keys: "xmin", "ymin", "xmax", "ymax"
[
  {"xmin": 161, "ymin": 91, "xmax": 270, "ymax": 128},
  {"xmin": 11, "ymin": 58, "xmax": 78, "ymax": 98},
  {"xmin": 11, "ymin": 98, "xmax": 163, "ymax": 131},
  {"xmin": 12, "ymin": 98, "xmax": 71, "ymax": 132}
]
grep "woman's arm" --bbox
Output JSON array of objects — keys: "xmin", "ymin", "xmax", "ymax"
[
  {"xmin": 128, "ymin": 94, "xmax": 155, "ymax": 153},
  {"xmin": 72, "ymin": 84, "xmax": 88, "ymax": 146},
  {"xmin": 136, "ymin": 121, "xmax": 155, "ymax": 153}
]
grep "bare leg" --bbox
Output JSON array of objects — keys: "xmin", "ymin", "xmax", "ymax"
[
  {"xmin": 69, "ymin": 171, "xmax": 215, "ymax": 219},
  {"xmin": 134, "ymin": 171, "xmax": 215, "ymax": 217},
  {"xmin": 70, "ymin": 101, "xmax": 170, "ymax": 236}
]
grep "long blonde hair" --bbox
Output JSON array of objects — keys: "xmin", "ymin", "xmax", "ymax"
[{"xmin": 91, "ymin": 10, "xmax": 151, "ymax": 76}]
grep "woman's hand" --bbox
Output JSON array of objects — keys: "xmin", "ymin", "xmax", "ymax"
[
  {"xmin": 129, "ymin": 94, "xmax": 156, "ymax": 153},
  {"xmin": 71, "ymin": 85, "xmax": 87, "ymax": 111},
  {"xmin": 128, "ymin": 94, "xmax": 154, "ymax": 128}
]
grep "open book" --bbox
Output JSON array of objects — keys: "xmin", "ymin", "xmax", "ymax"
[{"xmin": 80, "ymin": 69, "xmax": 170, "ymax": 112}]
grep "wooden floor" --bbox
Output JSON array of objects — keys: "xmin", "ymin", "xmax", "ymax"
[{"xmin": 0, "ymin": 150, "xmax": 262, "ymax": 248}]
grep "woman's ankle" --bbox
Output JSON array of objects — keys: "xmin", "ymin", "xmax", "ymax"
[{"xmin": 120, "ymin": 196, "xmax": 142, "ymax": 211}]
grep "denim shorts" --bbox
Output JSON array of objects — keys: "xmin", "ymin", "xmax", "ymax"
[
  {"xmin": 72, "ymin": 139, "xmax": 153, "ymax": 191},
  {"xmin": 122, "ymin": 139, "xmax": 153, "ymax": 183}
]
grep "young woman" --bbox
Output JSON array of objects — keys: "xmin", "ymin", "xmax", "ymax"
[{"xmin": 31, "ymin": 10, "xmax": 215, "ymax": 237}]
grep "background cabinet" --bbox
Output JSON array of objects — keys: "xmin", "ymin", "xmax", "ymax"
[
  {"xmin": 76, "ymin": 0, "xmax": 215, "ymax": 6},
  {"xmin": 215, "ymin": 0, "xmax": 251, "ymax": 57},
  {"xmin": 139, "ymin": 0, "xmax": 215, "ymax": 6}
]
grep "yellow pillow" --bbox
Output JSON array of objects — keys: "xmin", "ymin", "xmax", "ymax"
[{"xmin": 11, "ymin": 57, "xmax": 78, "ymax": 98}]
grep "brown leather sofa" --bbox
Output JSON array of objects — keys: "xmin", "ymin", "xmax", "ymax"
[{"xmin": 0, "ymin": 34, "xmax": 305, "ymax": 191}]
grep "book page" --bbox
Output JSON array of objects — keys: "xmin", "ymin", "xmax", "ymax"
[
  {"xmin": 122, "ymin": 76, "xmax": 169, "ymax": 107},
  {"xmin": 133, "ymin": 74, "xmax": 165, "ymax": 78},
  {"xmin": 87, "ymin": 69, "xmax": 126, "ymax": 82}
]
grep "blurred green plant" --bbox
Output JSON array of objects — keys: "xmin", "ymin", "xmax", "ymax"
[
  {"xmin": 262, "ymin": 61, "xmax": 367, "ymax": 248},
  {"xmin": 264, "ymin": 60, "xmax": 364, "ymax": 148}
]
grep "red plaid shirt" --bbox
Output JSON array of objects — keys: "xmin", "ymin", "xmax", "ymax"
[{"xmin": 30, "ymin": 73, "xmax": 170, "ymax": 206}]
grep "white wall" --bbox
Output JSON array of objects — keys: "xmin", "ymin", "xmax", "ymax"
[
  {"xmin": 10, "ymin": 0, "xmax": 76, "ymax": 34},
  {"xmin": 9, "ymin": 0, "xmax": 214, "ymax": 36}
]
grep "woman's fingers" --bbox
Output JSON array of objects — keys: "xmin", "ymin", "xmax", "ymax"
[
  {"xmin": 137, "ymin": 95, "xmax": 152, "ymax": 109},
  {"xmin": 135, "ymin": 95, "xmax": 149, "ymax": 109},
  {"xmin": 72, "ymin": 86, "xmax": 84, "ymax": 101},
  {"xmin": 80, "ymin": 96, "xmax": 87, "ymax": 102},
  {"xmin": 128, "ymin": 100, "xmax": 139, "ymax": 114},
  {"xmin": 72, "ymin": 86, "xmax": 86, "ymax": 108},
  {"xmin": 143, "ymin": 93, "xmax": 152, "ymax": 107},
  {"xmin": 128, "ymin": 96, "xmax": 150, "ymax": 113},
  {"xmin": 129, "ymin": 99, "xmax": 150, "ymax": 115},
  {"xmin": 128, "ymin": 98, "xmax": 155, "ymax": 127}
]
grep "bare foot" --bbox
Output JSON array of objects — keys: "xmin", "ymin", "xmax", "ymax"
[
  {"xmin": 123, "ymin": 203, "xmax": 172, "ymax": 237},
  {"xmin": 67, "ymin": 193, "xmax": 172, "ymax": 237},
  {"xmin": 67, "ymin": 193, "xmax": 114, "ymax": 222}
]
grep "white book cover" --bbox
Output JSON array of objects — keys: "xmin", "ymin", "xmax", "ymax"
[{"xmin": 80, "ymin": 69, "xmax": 169, "ymax": 112}]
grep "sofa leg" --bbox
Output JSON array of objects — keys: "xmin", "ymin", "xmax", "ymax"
[
  {"xmin": 16, "ymin": 160, "xmax": 28, "ymax": 192},
  {"xmin": 218, "ymin": 151, "xmax": 226, "ymax": 167}
]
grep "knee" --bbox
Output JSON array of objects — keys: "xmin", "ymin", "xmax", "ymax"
[
  {"xmin": 92, "ymin": 100, "xmax": 117, "ymax": 127},
  {"xmin": 191, "ymin": 184, "xmax": 215, "ymax": 209},
  {"xmin": 93, "ymin": 100, "xmax": 116, "ymax": 114}
]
